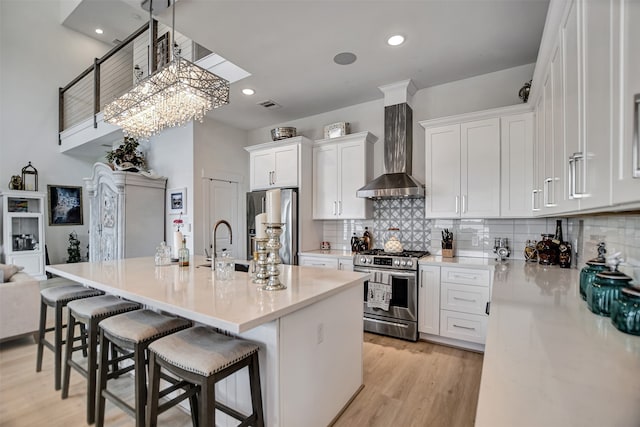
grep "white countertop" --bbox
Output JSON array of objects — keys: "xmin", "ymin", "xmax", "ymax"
[
  {"xmin": 475, "ymin": 261, "xmax": 640, "ymax": 427},
  {"xmin": 46, "ymin": 256, "xmax": 369, "ymax": 334}
]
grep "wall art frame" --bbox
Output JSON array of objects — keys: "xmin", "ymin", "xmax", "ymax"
[
  {"xmin": 168, "ymin": 187, "xmax": 186, "ymax": 215},
  {"xmin": 48, "ymin": 185, "xmax": 83, "ymax": 226}
]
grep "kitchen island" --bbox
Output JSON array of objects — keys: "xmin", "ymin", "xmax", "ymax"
[
  {"xmin": 46, "ymin": 256, "xmax": 369, "ymax": 427},
  {"xmin": 475, "ymin": 261, "xmax": 640, "ymax": 427}
]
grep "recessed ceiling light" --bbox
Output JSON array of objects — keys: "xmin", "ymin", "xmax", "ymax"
[
  {"xmin": 387, "ymin": 35, "xmax": 405, "ymax": 46},
  {"xmin": 242, "ymin": 88, "xmax": 255, "ymax": 96},
  {"xmin": 333, "ymin": 52, "xmax": 357, "ymax": 65},
  {"xmin": 95, "ymin": 28, "xmax": 104, "ymax": 35}
]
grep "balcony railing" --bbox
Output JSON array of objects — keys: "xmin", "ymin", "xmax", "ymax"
[{"xmin": 58, "ymin": 20, "xmax": 211, "ymax": 144}]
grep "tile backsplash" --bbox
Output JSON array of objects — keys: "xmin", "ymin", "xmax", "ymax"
[{"xmin": 319, "ymin": 203, "xmax": 639, "ymax": 282}]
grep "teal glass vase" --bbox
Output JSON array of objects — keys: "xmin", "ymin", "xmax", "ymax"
[{"xmin": 610, "ymin": 286, "xmax": 640, "ymax": 335}]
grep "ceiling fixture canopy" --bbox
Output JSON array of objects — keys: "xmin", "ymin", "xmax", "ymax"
[{"xmin": 104, "ymin": 0, "xmax": 229, "ymax": 139}]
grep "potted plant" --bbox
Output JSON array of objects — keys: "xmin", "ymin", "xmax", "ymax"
[{"xmin": 105, "ymin": 137, "xmax": 147, "ymax": 172}]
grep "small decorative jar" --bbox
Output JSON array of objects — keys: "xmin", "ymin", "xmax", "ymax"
[
  {"xmin": 524, "ymin": 240, "xmax": 538, "ymax": 263},
  {"xmin": 579, "ymin": 258, "xmax": 608, "ymax": 300},
  {"xmin": 610, "ymin": 286, "xmax": 640, "ymax": 336},
  {"xmin": 586, "ymin": 257, "xmax": 632, "ymax": 317},
  {"xmin": 537, "ymin": 234, "xmax": 558, "ymax": 265}
]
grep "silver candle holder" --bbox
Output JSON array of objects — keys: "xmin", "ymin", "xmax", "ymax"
[
  {"xmin": 263, "ymin": 223, "xmax": 286, "ymax": 291},
  {"xmin": 252, "ymin": 238, "xmax": 270, "ymax": 286}
]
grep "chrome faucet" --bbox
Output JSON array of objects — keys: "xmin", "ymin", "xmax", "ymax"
[{"xmin": 213, "ymin": 220, "xmax": 233, "ymax": 269}]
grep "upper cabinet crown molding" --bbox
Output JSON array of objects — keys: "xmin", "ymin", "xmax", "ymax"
[
  {"xmin": 313, "ymin": 131, "xmax": 378, "ymax": 146},
  {"xmin": 419, "ymin": 104, "xmax": 532, "ymax": 130},
  {"xmin": 244, "ymin": 136, "xmax": 313, "ymax": 153}
]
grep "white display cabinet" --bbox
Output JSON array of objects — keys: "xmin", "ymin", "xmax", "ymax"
[{"xmin": 1, "ymin": 190, "xmax": 47, "ymax": 280}]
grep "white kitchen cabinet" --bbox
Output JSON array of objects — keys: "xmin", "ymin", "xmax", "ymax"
[
  {"xmin": 562, "ymin": 0, "xmax": 583, "ymax": 212},
  {"xmin": 439, "ymin": 266, "xmax": 490, "ymax": 345},
  {"xmin": 298, "ymin": 255, "xmax": 339, "ymax": 269},
  {"xmin": 84, "ymin": 163, "xmax": 166, "ymax": 261},
  {"xmin": 423, "ymin": 118, "xmax": 501, "ymax": 218},
  {"xmin": 418, "ymin": 264, "xmax": 491, "ymax": 349},
  {"xmin": 246, "ymin": 137, "xmax": 312, "ymax": 191},
  {"xmin": 577, "ymin": 0, "xmax": 616, "ymax": 210},
  {"xmin": 500, "ymin": 112, "xmax": 534, "ymax": 217},
  {"xmin": 439, "ymin": 310, "xmax": 488, "ymax": 345},
  {"xmin": 1, "ymin": 190, "xmax": 46, "ymax": 280},
  {"xmin": 312, "ymin": 132, "xmax": 376, "ymax": 220},
  {"xmin": 338, "ymin": 257, "xmax": 354, "ymax": 271},
  {"xmin": 612, "ymin": 0, "xmax": 640, "ymax": 205},
  {"xmin": 424, "ymin": 124, "xmax": 461, "ymax": 218},
  {"xmin": 418, "ymin": 265, "xmax": 440, "ymax": 336}
]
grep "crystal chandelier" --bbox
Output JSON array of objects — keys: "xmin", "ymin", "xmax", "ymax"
[{"xmin": 104, "ymin": 0, "xmax": 229, "ymax": 139}]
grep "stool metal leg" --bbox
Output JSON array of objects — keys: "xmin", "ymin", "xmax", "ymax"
[
  {"xmin": 35, "ymin": 300, "xmax": 47, "ymax": 373},
  {"xmin": 200, "ymin": 377, "xmax": 215, "ymax": 427},
  {"xmin": 61, "ymin": 311, "xmax": 76, "ymax": 399},
  {"xmin": 95, "ymin": 329, "xmax": 109, "ymax": 427},
  {"xmin": 250, "ymin": 352, "xmax": 265, "ymax": 427},
  {"xmin": 146, "ymin": 352, "xmax": 161, "ymax": 427},
  {"xmin": 54, "ymin": 303, "xmax": 65, "ymax": 391},
  {"xmin": 133, "ymin": 342, "xmax": 146, "ymax": 427},
  {"xmin": 86, "ymin": 320, "xmax": 99, "ymax": 425}
]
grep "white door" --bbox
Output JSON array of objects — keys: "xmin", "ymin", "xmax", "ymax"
[
  {"xmin": 612, "ymin": 0, "xmax": 640, "ymax": 204},
  {"xmin": 425, "ymin": 124, "xmax": 461, "ymax": 218},
  {"xmin": 580, "ymin": 0, "xmax": 614, "ymax": 210},
  {"xmin": 312, "ymin": 144, "xmax": 338, "ymax": 219},
  {"xmin": 500, "ymin": 113, "xmax": 534, "ymax": 217},
  {"xmin": 338, "ymin": 141, "xmax": 366, "ymax": 218},
  {"xmin": 273, "ymin": 145, "xmax": 299, "ymax": 187},
  {"xmin": 250, "ymin": 150, "xmax": 275, "ymax": 190},
  {"xmin": 207, "ymin": 179, "xmax": 239, "ymax": 259},
  {"xmin": 461, "ymin": 118, "xmax": 501, "ymax": 217}
]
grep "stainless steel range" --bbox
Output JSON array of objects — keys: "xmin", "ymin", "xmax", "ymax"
[{"xmin": 354, "ymin": 249, "xmax": 429, "ymax": 341}]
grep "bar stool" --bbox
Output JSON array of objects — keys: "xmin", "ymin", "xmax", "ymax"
[
  {"xmin": 146, "ymin": 326, "xmax": 264, "ymax": 427},
  {"xmin": 61, "ymin": 294, "xmax": 140, "ymax": 425},
  {"xmin": 36, "ymin": 284, "xmax": 104, "ymax": 390},
  {"xmin": 95, "ymin": 309, "xmax": 192, "ymax": 427}
]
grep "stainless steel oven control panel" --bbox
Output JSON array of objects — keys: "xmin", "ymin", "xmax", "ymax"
[{"xmin": 354, "ymin": 255, "xmax": 418, "ymax": 270}]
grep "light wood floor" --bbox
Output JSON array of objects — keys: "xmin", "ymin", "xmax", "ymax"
[{"xmin": 0, "ymin": 333, "xmax": 483, "ymax": 427}]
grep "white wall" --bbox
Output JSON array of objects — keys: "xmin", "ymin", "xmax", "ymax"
[
  {"xmin": 248, "ymin": 63, "xmax": 535, "ymax": 183},
  {"xmin": 0, "ymin": 0, "xmax": 111, "ymax": 264},
  {"xmin": 193, "ymin": 117, "xmax": 249, "ymax": 257},
  {"xmin": 146, "ymin": 124, "xmax": 195, "ymax": 253}
]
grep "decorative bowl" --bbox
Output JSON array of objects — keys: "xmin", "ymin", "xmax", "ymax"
[{"xmin": 270, "ymin": 127, "xmax": 297, "ymax": 141}]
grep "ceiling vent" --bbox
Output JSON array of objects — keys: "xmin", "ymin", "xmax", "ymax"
[{"xmin": 257, "ymin": 99, "xmax": 282, "ymax": 110}]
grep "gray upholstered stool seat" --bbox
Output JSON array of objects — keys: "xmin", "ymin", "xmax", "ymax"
[
  {"xmin": 62, "ymin": 295, "xmax": 140, "ymax": 425},
  {"xmin": 36, "ymin": 284, "xmax": 104, "ymax": 391},
  {"xmin": 147, "ymin": 326, "xmax": 264, "ymax": 427},
  {"xmin": 95, "ymin": 309, "xmax": 192, "ymax": 427}
]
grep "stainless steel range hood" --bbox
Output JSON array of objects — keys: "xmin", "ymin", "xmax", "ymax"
[{"xmin": 357, "ymin": 80, "xmax": 425, "ymax": 199}]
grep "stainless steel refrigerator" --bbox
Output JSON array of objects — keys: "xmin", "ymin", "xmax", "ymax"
[{"xmin": 246, "ymin": 188, "xmax": 298, "ymax": 265}]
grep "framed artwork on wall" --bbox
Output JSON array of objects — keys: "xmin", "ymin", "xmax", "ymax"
[
  {"xmin": 168, "ymin": 187, "xmax": 186, "ymax": 215},
  {"xmin": 48, "ymin": 185, "xmax": 83, "ymax": 226}
]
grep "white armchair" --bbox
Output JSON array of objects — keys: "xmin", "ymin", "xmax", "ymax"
[{"xmin": 0, "ymin": 271, "xmax": 40, "ymax": 342}]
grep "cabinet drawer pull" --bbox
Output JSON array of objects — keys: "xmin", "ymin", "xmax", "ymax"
[
  {"xmin": 486, "ymin": 302, "xmax": 491, "ymax": 315},
  {"xmin": 532, "ymin": 189, "xmax": 540, "ymax": 211},
  {"xmin": 451, "ymin": 273, "xmax": 478, "ymax": 280},
  {"xmin": 452, "ymin": 324, "xmax": 476, "ymax": 331},
  {"xmin": 453, "ymin": 296, "xmax": 476, "ymax": 303},
  {"xmin": 455, "ymin": 196, "xmax": 459, "ymax": 214},
  {"xmin": 462, "ymin": 195, "xmax": 467, "ymax": 213}
]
